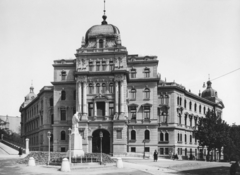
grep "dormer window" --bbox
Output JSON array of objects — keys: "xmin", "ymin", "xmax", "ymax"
[
  {"xmin": 144, "ymin": 68, "xmax": 150, "ymax": 78},
  {"xmin": 130, "ymin": 68, "xmax": 136, "ymax": 78},
  {"xmin": 61, "ymin": 70, "xmax": 66, "ymax": 80}
]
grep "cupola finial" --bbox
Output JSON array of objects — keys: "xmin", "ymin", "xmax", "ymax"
[{"xmin": 102, "ymin": 0, "xmax": 108, "ymax": 25}]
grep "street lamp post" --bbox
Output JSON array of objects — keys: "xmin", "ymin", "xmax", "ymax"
[
  {"xmin": 68, "ymin": 128, "xmax": 72, "ymax": 164},
  {"xmin": 143, "ymin": 140, "xmax": 146, "ymax": 159},
  {"xmin": 99, "ymin": 131, "xmax": 103, "ymax": 165},
  {"xmin": 47, "ymin": 131, "xmax": 51, "ymax": 165}
]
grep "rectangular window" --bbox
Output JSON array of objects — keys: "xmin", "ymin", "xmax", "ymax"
[
  {"xmin": 144, "ymin": 68, "xmax": 150, "ymax": 78},
  {"xmin": 130, "ymin": 107, "xmax": 136, "ymax": 120},
  {"xmin": 145, "ymin": 147, "xmax": 150, "ymax": 152},
  {"xmin": 109, "ymin": 61, "xmax": 114, "ymax": 71},
  {"xmin": 145, "ymin": 91, "xmax": 150, "ymax": 99},
  {"xmin": 60, "ymin": 109, "xmax": 66, "ymax": 121},
  {"xmin": 165, "ymin": 148, "xmax": 169, "ymax": 155},
  {"xmin": 96, "ymin": 61, "xmax": 100, "ymax": 71},
  {"xmin": 102, "ymin": 61, "xmax": 106, "ymax": 71},
  {"xmin": 61, "ymin": 147, "xmax": 66, "ymax": 152},
  {"xmin": 130, "ymin": 90, "xmax": 136, "ymax": 100},
  {"xmin": 131, "ymin": 147, "xmax": 136, "ymax": 152},
  {"xmin": 144, "ymin": 107, "xmax": 150, "ymax": 119},
  {"xmin": 88, "ymin": 103, "xmax": 94, "ymax": 116},
  {"xmin": 131, "ymin": 70, "xmax": 136, "ymax": 78},
  {"xmin": 116, "ymin": 130, "xmax": 122, "ymax": 139},
  {"xmin": 109, "ymin": 102, "xmax": 114, "ymax": 116},
  {"xmin": 160, "ymin": 148, "xmax": 164, "ymax": 155},
  {"xmin": 61, "ymin": 71, "xmax": 66, "ymax": 80},
  {"xmin": 89, "ymin": 62, "xmax": 93, "ymax": 71}
]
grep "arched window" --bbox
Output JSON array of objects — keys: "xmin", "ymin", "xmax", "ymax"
[
  {"xmin": 165, "ymin": 133, "xmax": 169, "ymax": 141},
  {"xmin": 184, "ymin": 99, "xmax": 187, "ymax": 108},
  {"xmin": 199, "ymin": 105, "xmax": 201, "ymax": 113},
  {"xmin": 99, "ymin": 39, "xmax": 103, "ymax": 48},
  {"xmin": 96, "ymin": 83, "xmax": 100, "ymax": 94},
  {"xmin": 177, "ymin": 97, "xmax": 179, "ymax": 105},
  {"xmin": 131, "ymin": 130, "xmax": 136, "ymax": 140},
  {"xmin": 102, "ymin": 83, "xmax": 106, "ymax": 93},
  {"xmin": 144, "ymin": 88, "xmax": 150, "ymax": 99},
  {"xmin": 160, "ymin": 132, "xmax": 164, "ymax": 141},
  {"xmin": 190, "ymin": 135, "xmax": 192, "ymax": 143},
  {"xmin": 61, "ymin": 131, "xmax": 66, "ymax": 140},
  {"xmin": 109, "ymin": 83, "xmax": 114, "ymax": 93},
  {"xmin": 130, "ymin": 88, "xmax": 136, "ymax": 100},
  {"xmin": 178, "ymin": 133, "xmax": 180, "ymax": 142},
  {"xmin": 194, "ymin": 103, "xmax": 197, "ymax": 112},
  {"xmin": 61, "ymin": 90, "xmax": 66, "ymax": 100},
  {"xmin": 185, "ymin": 134, "xmax": 187, "ymax": 143},
  {"xmin": 185, "ymin": 114, "xmax": 187, "ymax": 125},
  {"xmin": 144, "ymin": 130, "xmax": 150, "ymax": 140},
  {"xmin": 189, "ymin": 102, "xmax": 192, "ymax": 110},
  {"xmin": 89, "ymin": 83, "xmax": 94, "ymax": 94},
  {"xmin": 180, "ymin": 97, "xmax": 182, "ymax": 106}
]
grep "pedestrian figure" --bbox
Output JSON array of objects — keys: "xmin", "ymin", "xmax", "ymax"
[
  {"xmin": 230, "ymin": 161, "xmax": 239, "ymax": 175},
  {"xmin": 18, "ymin": 147, "xmax": 22, "ymax": 157},
  {"xmin": 153, "ymin": 150, "xmax": 158, "ymax": 162}
]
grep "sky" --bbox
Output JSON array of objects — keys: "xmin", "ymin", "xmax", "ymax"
[{"xmin": 0, "ymin": 0, "xmax": 239, "ymax": 125}]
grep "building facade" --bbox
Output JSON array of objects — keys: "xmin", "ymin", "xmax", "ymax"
[{"xmin": 20, "ymin": 15, "xmax": 224, "ymax": 157}]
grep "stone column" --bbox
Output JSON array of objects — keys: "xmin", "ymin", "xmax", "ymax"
[
  {"xmin": 120, "ymin": 81, "xmax": 124, "ymax": 113},
  {"xmin": 115, "ymin": 82, "xmax": 119, "ymax": 114},
  {"xmin": 77, "ymin": 82, "xmax": 82, "ymax": 113},
  {"xmin": 82, "ymin": 82, "xmax": 88, "ymax": 119},
  {"xmin": 88, "ymin": 136, "xmax": 92, "ymax": 153},
  {"xmin": 105, "ymin": 101, "xmax": 109, "ymax": 116},
  {"xmin": 25, "ymin": 138, "xmax": 29, "ymax": 154},
  {"xmin": 94, "ymin": 101, "xmax": 97, "ymax": 116}
]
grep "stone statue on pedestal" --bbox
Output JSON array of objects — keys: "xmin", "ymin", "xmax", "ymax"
[{"xmin": 66, "ymin": 112, "xmax": 85, "ymax": 157}]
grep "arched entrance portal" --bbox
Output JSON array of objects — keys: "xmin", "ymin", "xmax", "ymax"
[{"xmin": 92, "ymin": 129, "xmax": 110, "ymax": 154}]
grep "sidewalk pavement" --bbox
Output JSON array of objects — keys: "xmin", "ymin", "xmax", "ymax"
[{"xmin": 123, "ymin": 161, "xmax": 179, "ymax": 175}]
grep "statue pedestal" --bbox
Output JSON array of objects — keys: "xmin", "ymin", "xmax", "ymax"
[{"xmin": 67, "ymin": 128, "xmax": 85, "ymax": 157}]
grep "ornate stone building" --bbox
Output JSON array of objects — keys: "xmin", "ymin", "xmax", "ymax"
[{"xmin": 20, "ymin": 15, "xmax": 224, "ymax": 157}]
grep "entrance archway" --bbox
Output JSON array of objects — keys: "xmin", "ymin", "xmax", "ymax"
[{"xmin": 92, "ymin": 129, "xmax": 110, "ymax": 154}]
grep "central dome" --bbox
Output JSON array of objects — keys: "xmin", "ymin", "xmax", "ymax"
[{"xmin": 85, "ymin": 24, "xmax": 120, "ymax": 44}]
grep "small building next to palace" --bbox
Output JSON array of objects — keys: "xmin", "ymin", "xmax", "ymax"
[{"xmin": 19, "ymin": 14, "xmax": 224, "ymax": 158}]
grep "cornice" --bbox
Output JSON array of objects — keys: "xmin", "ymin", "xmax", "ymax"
[
  {"xmin": 129, "ymin": 78, "xmax": 159, "ymax": 83},
  {"xmin": 51, "ymin": 81, "xmax": 76, "ymax": 85},
  {"xmin": 52, "ymin": 64, "xmax": 75, "ymax": 68}
]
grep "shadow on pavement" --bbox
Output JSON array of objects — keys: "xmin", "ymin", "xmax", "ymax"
[{"xmin": 170, "ymin": 166, "xmax": 240, "ymax": 175}]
